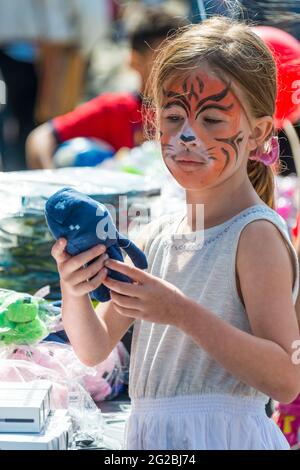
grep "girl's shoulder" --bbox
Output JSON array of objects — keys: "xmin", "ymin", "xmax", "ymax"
[
  {"xmin": 234, "ymin": 204, "xmax": 299, "ymax": 303},
  {"xmin": 231, "ymin": 204, "xmax": 294, "ymax": 261}
]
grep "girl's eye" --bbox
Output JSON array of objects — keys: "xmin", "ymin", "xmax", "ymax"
[
  {"xmin": 165, "ymin": 115, "xmax": 184, "ymax": 123},
  {"xmin": 204, "ymin": 117, "xmax": 224, "ymax": 124}
]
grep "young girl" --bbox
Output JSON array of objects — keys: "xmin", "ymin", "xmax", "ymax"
[{"xmin": 52, "ymin": 17, "xmax": 300, "ymax": 450}]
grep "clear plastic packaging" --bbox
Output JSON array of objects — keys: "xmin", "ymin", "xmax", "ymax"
[
  {"xmin": 0, "ymin": 338, "xmax": 129, "ymax": 449},
  {"xmin": 8, "ymin": 341, "xmax": 129, "ymax": 403},
  {"xmin": 0, "ymin": 289, "xmax": 61, "ymax": 346},
  {"xmin": 0, "ymin": 358, "xmax": 104, "ymax": 446}
]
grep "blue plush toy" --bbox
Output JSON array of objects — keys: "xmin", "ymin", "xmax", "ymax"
[{"xmin": 45, "ymin": 188, "xmax": 148, "ymax": 302}]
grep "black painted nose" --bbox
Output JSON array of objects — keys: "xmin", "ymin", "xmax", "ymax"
[{"xmin": 180, "ymin": 134, "xmax": 196, "ymax": 143}]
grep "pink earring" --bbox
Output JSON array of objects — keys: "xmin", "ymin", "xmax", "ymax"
[{"xmin": 249, "ymin": 136, "xmax": 279, "ymax": 166}]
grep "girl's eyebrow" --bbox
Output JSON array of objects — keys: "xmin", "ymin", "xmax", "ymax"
[
  {"xmin": 162, "ymin": 99, "xmax": 190, "ymax": 116},
  {"xmin": 196, "ymin": 103, "xmax": 234, "ymax": 116},
  {"xmin": 195, "ymin": 82, "xmax": 231, "ymax": 113},
  {"xmin": 163, "ymin": 90, "xmax": 191, "ymax": 114}
]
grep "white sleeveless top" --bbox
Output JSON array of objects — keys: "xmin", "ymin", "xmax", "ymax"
[{"xmin": 128, "ymin": 204, "xmax": 299, "ymax": 402}]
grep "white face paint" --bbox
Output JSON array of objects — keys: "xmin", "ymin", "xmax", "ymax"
[{"xmin": 167, "ymin": 120, "xmax": 213, "ymax": 166}]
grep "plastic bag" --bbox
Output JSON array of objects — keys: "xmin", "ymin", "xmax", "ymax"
[
  {"xmin": 0, "ymin": 338, "xmax": 129, "ymax": 448},
  {"xmin": 8, "ymin": 340, "xmax": 129, "ymax": 402},
  {"xmin": 0, "ymin": 289, "xmax": 61, "ymax": 346},
  {"xmin": 0, "ymin": 358, "xmax": 69, "ymax": 408},
  {"xmin": 0, "ymin": 358, "xmax": 105, "ymax": 445}
]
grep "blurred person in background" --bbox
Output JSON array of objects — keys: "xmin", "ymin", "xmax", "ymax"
[
  {"xmin": 0, "ymin": 40, "xmax": 38, "ymax": 170},
  {"xmin": 26, "ymin": 7, "xmax": 188, "ymax": 170},
  {"xmin": 0, "ymin": 0, "xmax": 110, "ymax": 171}
]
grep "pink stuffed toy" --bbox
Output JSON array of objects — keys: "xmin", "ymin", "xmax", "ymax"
[
  {"xmin": 8, "ymin": 341, "xmax": 129, "ymax": 403},
  {"xmin": 0, "ymin": 358, "xmax": 69, "ymax": 408}
]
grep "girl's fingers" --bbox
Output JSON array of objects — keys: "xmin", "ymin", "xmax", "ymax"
[
  {"xmin": 68, "ymin": 253, "xmax": 109, "ymax": 285},
  {"xmin": 103, "ymin": 276, "xmax": 143, "ymax": 297},
  {"xmin": 51, "ymin": 239, "xmax": 71, "ymax": 264},
  {"xmin": 73, "ymin": 267, "xmax": 108, "ymax": 296},
  {"xmin": 110, "ymin": 291, "xmax": 141, "ymax": 310},
  {"xmin": 113, "ymin": 304, "xmax": 140, "ymax": 319},
  {"xmin": 104, "ymin": 259, "xmax": 148, "ymax": 283},
  {"xmin": 62, "ymin": 244, "xmax": 106, "ymax": 277}
]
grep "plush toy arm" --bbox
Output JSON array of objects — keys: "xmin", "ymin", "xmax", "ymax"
[
  {"xmin": 118, "ymin": 237, "xmax": 148, "ymax": 269},
  {"xmin": 91, "ymin": 246, "xmax": 132, "ymax": 302}
]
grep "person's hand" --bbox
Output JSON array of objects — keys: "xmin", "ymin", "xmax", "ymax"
[
  {"xmin": 102, "ymin": 258, "xmax": 187, "ymax": 326},
  {"xmin": 51, "ymin": 238, "xmax": 108, "ymax": 297}
]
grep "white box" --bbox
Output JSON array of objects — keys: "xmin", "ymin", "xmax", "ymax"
[
  {"xmin": 0, "ymin": 380, "xmax": 53, "ymax": 391},
  {"xmin": 0, "ymin": 381, "xmax": 52, "ymax": 433},
  {"xmin": 0, "ymin": 410, "xmax": 72, "ymax": 450}
]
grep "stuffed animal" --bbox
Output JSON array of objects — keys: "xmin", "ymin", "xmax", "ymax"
[
  {"xmin": 10, "ymin": 341, "xmax": 129, "ymax": 403},
  {"xmin": 0, "ymin": 290, "xmax": 50, "ymax": 345},
  {"xmin": 45, "ymin": 187, "xmax": 148, "ymax": 301}
]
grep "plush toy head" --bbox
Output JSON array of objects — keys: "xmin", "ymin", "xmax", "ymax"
[
  {"xmin": 6, "ymin": 296, "xmax": 39, "ymax": 323},
  {"xmin": 45, "ymin": 187, "xmax": 118, "ymax": 255},
  {"xmin": 0, "ymin": 290, "xmax": 50, "ymax": 345}
]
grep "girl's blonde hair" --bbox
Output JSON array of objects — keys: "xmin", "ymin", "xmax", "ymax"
[{"xmin": 146, "ymin": 16, "xmax": 278, "ymax": 208}]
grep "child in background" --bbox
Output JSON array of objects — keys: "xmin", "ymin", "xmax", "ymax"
[
  {"xmin": 26, "ymin": 8, "xmax": 187, "ymax": 169},
  {"xmin": 52, "ymin": 17, "xmax": 300, "ymax": 449}
]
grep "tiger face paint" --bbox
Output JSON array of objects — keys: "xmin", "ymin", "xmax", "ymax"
[{"xmin": 160, "ymin": 70, "xmax": 248, "ymax": 187}]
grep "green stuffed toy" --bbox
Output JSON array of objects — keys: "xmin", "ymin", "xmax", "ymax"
[{"xmin": 0, "ymin": 290, "xmax": 50, "ymax": 345}]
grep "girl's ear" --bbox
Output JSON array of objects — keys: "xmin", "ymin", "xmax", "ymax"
[{"xmin": 247, "ymin": 116, "xmax": 274, "ymax": 152}]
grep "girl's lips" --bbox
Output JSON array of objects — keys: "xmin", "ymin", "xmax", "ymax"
[
  {"xmin": 175, "ymin": 152, "xmax": 209, "ymax": 164},
  {"xmin": 175, "ymin": 158, "xmax": 207, "ymax": 165},
  {"xmin": 176, "ymin": 159, "xmax": 206, "ymax": 163},
  {"xmin": 174, "ymin": 160, "xmax": 207, "ymax": 172}
]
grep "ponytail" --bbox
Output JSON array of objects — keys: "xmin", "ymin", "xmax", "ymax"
[{"xmin": 247, "ymin": 159, "xmax": 275, "ymax": 209}]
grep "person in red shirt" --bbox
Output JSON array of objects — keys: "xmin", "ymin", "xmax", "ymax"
[{"xmin": 26, "ymin": 8, "xmax": 187, "ymax": 169}]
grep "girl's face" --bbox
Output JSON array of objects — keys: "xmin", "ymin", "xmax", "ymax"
[{"xmin": 160, "ymin": 68, "xmax": 253, "ymax": 190}]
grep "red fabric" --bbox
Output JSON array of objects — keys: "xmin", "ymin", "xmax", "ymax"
[
  {"xmin": 252, "ymin": 26, "xmax": 300, "ymax": 129},
  {"xmin": 52, "ymin": 93, "xmax": 143, "ymax": 152}
]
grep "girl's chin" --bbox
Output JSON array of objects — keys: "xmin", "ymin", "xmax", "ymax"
[
  {"xmin": 171, "ymin": 174, "xmax": 214, "ymax": 190},
  {"xmin": 165, "ymin": 164, "xmax": 215, "ymax": 186}
]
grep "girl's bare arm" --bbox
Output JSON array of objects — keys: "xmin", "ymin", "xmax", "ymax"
[
  {"xmin": 177, "ymin": 220, "xmax": 300, "ymax": 403},
  {"xmin": 52, "ymin": 224, "xmax": 150, "ymax": 366},
  {"xmin": 52, "ymin": 240, "xmax": 130, "ymax": 366}
]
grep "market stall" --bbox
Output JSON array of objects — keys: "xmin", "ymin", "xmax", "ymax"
[{"xmin": 0, "ymin": 165, "xmax": 163, "ymax": 449}]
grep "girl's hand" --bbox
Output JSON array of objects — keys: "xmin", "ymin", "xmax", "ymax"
[
  {"xmin": 51, "ymin": 238, "xmax": 109, "ymax": 297},
  {"xmin": 102, "ymin": 258, "xmax": 186, "ymax": 326}
]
